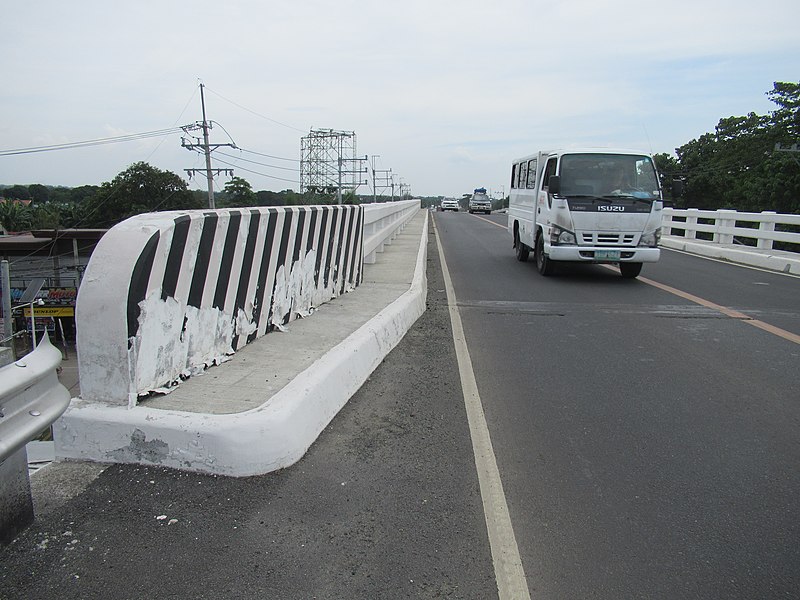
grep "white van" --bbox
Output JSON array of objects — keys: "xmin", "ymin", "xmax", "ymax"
[{"xmin": 508, "ymin": 149, "xmax": 662, "ymax": 278}]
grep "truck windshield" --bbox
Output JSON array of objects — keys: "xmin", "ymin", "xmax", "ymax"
[{"xmin": 559, "ymin": 154, "xmax": 660, "ymax": 201}]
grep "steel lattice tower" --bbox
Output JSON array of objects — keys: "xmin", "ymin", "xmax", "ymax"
[{"xmin": 300, "ymin": 129, "xmax": 359, "ymax": 195}]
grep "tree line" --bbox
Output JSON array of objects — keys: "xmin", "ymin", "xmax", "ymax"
[
  {"xmin": 0, "ymin": 168, "xmax": 389, "ymax": 232},
  {"xmin": 654, "ymin": 81, "xmax": 799, "ymax": 213},
  {"xmin": 1, "ymin": 82, "xmax": 797, "ymax": 232}
]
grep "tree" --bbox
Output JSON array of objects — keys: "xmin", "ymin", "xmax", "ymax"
[
  {"xmin": 2, "ymin": 185, "xmax": 31, "ymax": 201},
  {"xmin": 31, "ymin": 203, "xmax": 63, "ymax": 229},
  {"xmin": 675, "ymin": 82, "xmax": 800, "ymax": 213},
  {"xmin": 255, "ymin": 190, "xmax": 285, "ymax": 206},
  {"xmin": 767, "ymin": 81, "xmax": 800, "ymax": 139},
  {"xmin": 27, "ymin": 183, "xmax": 50, "ymax": 203},
  {"xmin": 221, "ymin": 176, "xmax": 257, "ymax": 207},
  {"xmin": 80, "ymin": 162, "xmax": 202, "ymax": 228},
  {"xmin": 0, "ymin": 201, "xmax": 32, "ymax": 233},
  {"xmin": 653, "ymin": 152, "xmax": 680, "ymax": 202}
]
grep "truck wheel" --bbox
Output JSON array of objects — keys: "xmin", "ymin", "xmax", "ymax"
[
  {"xmin": 619, "ymin": 263, "xmax": 643, "ymax": 278},
  {"xmin": 515, "ymin": 232, "xmax": 530, "ymax": 262},
  {"xmin": 535, "ymin": 234, "xmax": 555, "ymax": 275}
]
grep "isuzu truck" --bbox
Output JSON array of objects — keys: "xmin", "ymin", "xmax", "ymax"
[{"xmin": 508, "ymin": 149, "xmax": 662, "ymax": 278}]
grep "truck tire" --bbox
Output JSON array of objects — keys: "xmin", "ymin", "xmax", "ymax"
[
  {"xmin": 619, "ymin": 262, "xmax": 643, "ymax": 278},
  {"xmin": 535, "ymin": 234, "xmax": 555, "ymax": 275},
  {"xmin": 515, "ymin": 232, "xmax": 530, "ymax": 262}
]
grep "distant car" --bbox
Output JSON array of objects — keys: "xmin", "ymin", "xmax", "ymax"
[
  {"xmin": 441, "ymin": 198, "xmax": 460, "ymax": 211},
  {"xmin": 468, "ymin": 192, "xmax": 492, "ymax": 214}
]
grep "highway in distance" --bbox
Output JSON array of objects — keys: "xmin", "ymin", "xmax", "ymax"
[{"xmin": 433, "ymin": 209, "xmax": 800, "ymax": 599}]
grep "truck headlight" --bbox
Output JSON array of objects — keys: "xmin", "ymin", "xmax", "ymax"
[
  {"xmin": 550, "ymin": 225, "xmax": 576, "ymax": 246},
  {"xmin": 639, "ymin": 228, "xmax": 661, "ymax": 247}
]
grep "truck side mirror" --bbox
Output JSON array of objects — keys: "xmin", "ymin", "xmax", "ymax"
[
  {"xmin": 548, "ymin": 176, "xmax": 561, "ymax": 195},
  {"xmin": 671, "ymin": 179, "xmax": 684, "ymax": 198}
]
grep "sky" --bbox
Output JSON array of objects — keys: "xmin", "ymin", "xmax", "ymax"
[{"xmin": 2, "ymin": 0, "xmax": 798, "ymax": 199}]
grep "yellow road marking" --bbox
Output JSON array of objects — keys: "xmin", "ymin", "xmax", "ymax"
[{"xmin": 603, "ymin": 265, "xmax": 800, "ymax": 345}]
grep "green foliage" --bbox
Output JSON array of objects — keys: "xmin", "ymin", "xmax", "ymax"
[
  {"xmin": 221, "ymin": 176, "xmax": 257, "ymax": 207},
  {"xmin": 80, "ymin": 162, "xmax": 203, "ymax": 227},
  {"xmin": 27, "ymin": 183, "xmax": 50, "ymax": 203},
  {"xmin": 2, "ymin": 185, "xmax": 31, "ymax": 201},
  {"xmin": 0, "ymin": 201, "xmax": 32, "ymax": 233}
]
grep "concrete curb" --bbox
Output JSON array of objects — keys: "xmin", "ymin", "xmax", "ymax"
[
  {"xmin": 661, "ymin": 236, "xmax": 800, "ymax": 275},
  {"xmin": 54, "ymin": 213, "xmax": 429, "ymax": 477}
]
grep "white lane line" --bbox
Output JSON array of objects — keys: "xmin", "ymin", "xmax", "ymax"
[{"xmin": 433, "ymin": 217, "xmax": 532, "ymax": 600}]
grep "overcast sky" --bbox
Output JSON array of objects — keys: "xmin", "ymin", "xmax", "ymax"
[{"xmin": 2, "ymin": 0, "xmax": 798, "ymax": 198}]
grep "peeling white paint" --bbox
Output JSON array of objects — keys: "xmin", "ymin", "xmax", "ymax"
[
  {"xmin": 271, "ymin": 249, "xmax": 340, "ymax": 330},
  {"xmin": 129, "ymin": 292, "xmax": 234, "ymax": 397},
  {"xmin": 125, "ymin": 247, "xmax": 355, "ymax": 398}
]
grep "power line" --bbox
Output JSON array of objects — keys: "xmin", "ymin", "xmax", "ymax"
[
  {"xmin": 0, "ymin": 127, "xmax": 186, "ymax": 156},
  {"xmin": 204, "ymin": 86, "xmax": 307, "ymax": 134},
  {"xmin": 237, "ymin": 147, "xmax": 298, "ymax": 162},
  {"xmin": 211, "ymin": 155, "xmax": 300, "ymax": 185},
  {"xmin": 217, "ymin": 150, "xmax": 300, "ymax": 172}
]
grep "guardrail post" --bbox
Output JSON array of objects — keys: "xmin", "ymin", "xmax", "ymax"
[
  {"xmin": 758, "ymin": 212, "xmax": 776, "ymax": 250},
  {"xmin": 0, "ymin": 446, "xmax": 33, "ymax": 544},
  {"xmin": 685, "ymin": 210, "xmax": 698, "ymax": 239},
  {"xmin": 715, "ymin": 209, "xmax": 736, "ymax": 244}
]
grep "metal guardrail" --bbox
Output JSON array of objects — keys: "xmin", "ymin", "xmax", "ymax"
[{"xmin": 0, "ymin": 334, "xmax": 70, "ymax": 463}]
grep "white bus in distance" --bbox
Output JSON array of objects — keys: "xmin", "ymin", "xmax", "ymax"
[{"xmin": 508, "ymin": 149, "xmax": 662, "ymax": 278}]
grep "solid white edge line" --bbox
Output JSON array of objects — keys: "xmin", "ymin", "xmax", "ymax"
[{"xmin": 432, "ymin": 216, "xmax": 532, "ymax": 600}]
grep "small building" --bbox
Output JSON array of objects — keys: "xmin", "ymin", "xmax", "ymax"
[{"xmin": 0, "ymin": 229, "xmax": 106, "ymax": 350}]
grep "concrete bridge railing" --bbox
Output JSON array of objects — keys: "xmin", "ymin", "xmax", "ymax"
[
  {"xmin": 663, "ymin": 208, "xmax": 800, "ymax": 250},
  {"xmin": 661, "ymin": 208, "xmax": 800, "ymax": 274},
  {"xmin": 76, "ymin": 204, "xmax": 365, "ymax": 407},
  {"xmin": 363, "ymin": 200, "xmax": 419, "ymax": 263}
]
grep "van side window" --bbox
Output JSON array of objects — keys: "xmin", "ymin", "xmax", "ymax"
[
  {"xmin": 526, "ymin": 159, "xmax": 537, "ymax": 189},
  {"xmin": 541, "ymin": 158, "xmax": 557, "ymax": 206},
  {"xmin": 542, "ymin": 158, "xmax": 557, "ymax": 190},
  {"xmin": 510, "ymin": 164, "xmax": 517, "ymax": 189},
  {"xmin": 518, "ymin": 162, "xmax": 527, "ymax": 189}
]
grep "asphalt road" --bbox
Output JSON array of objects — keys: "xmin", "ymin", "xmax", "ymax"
[{"xmin": 434, "ymin": 210, "xmax": 800, "ymax": 599}]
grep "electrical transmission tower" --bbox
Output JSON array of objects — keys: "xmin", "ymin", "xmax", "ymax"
[
  {"xmin": 181, "ymin": 83, "xmax": 235, "ymax": 208},
  {"xmin": 300, "ymin": 129, "xmax": 365, "ymax": 204}
]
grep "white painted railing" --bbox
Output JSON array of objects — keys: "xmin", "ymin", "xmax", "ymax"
[
  {"xmin": 362, "ymin": 200, "xmax": 420, "ymax": 263},
  {"xmin": 662, "ymin": 208, "xmax": 800, "ymax": 251}
]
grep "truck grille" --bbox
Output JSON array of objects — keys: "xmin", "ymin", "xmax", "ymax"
[{"xmin": 580, "ymin": 232, "xmax": 636, "ymax": 246}]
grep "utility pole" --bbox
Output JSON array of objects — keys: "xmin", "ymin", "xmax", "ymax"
[
  {"xmin": 181, "ymin": 83, "xmax": 235, "ymax": 209},
  {"xmin": 1, "ymin": 260, "xmax": 12, "ymax": 347},
  {"xmin": 336, "ymin": 155, "xmax": 367, "ymax": 204},
  {"xmin": 370, "ymin": 155, "xmax": 379, "ymax": 203}
]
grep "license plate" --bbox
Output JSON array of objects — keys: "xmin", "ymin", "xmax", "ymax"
[{"xmin": 595, "ymin": 250, "xmax": 621, "ymax": 260}]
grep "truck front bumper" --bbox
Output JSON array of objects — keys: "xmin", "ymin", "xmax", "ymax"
[{"xmin": 547, "ymin": 246, "xmax": 661, "ymax": 263}]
